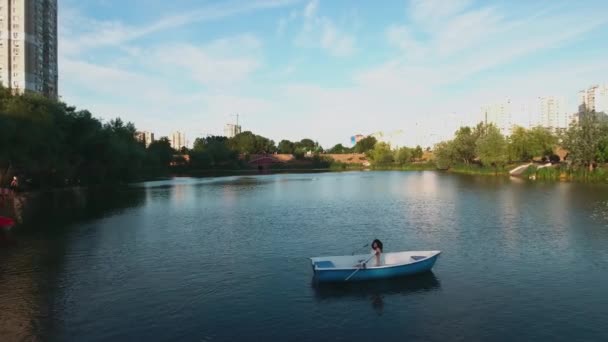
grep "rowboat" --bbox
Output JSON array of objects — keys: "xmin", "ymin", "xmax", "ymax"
[{"xmin": 310, "ymin": 250, "xmax": 441, "ymax": 283}]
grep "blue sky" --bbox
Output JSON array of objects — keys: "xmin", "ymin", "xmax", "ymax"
[{"xmin": 59, "ymin": 0, "xmax": 608, "ymax": 148}]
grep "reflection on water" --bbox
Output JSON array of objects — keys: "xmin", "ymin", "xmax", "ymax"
[
  {"xmin": 0, "ymin": 187, "xmax": 146, "ymax": 341},
  {"xmin": 312, "ymin": 272, "xmax": 441, "ymax": 316},
  {"xmin": 1, "ymin": 172, "xmax": 608, "ymax": 341}
]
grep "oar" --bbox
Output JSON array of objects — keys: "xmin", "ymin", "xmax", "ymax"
[{"xmin": 345, "ymin": 253, "xmax": 376, "ymax": 281}]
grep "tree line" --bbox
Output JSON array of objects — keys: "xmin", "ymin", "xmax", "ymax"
[
  {"xmin": 0, "ymin": 88, "xmax": 178, "ymax": 188},
  {"xmin": 433, "ymin": 110, "xmax": 608, "ymax": 172},
  {"xmin": 0, "ymin": 88, "xmax": 382, "ymax": 189}
]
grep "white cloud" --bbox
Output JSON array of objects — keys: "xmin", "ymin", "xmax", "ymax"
[
  {"xmin": 385, "ymin": 25, "xmax": 426, "ymax": 59},
  {"xmin": 295, "ymin": 0, "xmax": 356, "ymax": 57},
  {"xmin": 276, "ymin": 10, "xmax": 299, "ymax": 36},
  {"xmin": 303, "ymin": 0, "xmax": 319, "ymax": 18},
  {"xmin": 58, "ymin": 0, "xmax": 608, "ymax": 149},
  {"xmin": 149, "ymin": 35, "xmax": 262, "ymax": 87},
  {"xmin": 60, "ymin": 0, "xmax": 298, "ymax": 56}
]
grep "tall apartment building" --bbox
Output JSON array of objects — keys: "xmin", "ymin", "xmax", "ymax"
[
  {"xmin": 170, "ymin": 131, "xmax": 186, "ymax": 150},
  {"xmin": 224, "ymin": 123, "xmax": 242, "ymax": 138},
  {"xmin": 538, "ymin": 96, "xmax": 568, "ymax": 130},
  {"xmin": 0, "ymin": 0, "xmax": 57, "ymax": 97},
  {"xmin": 135, "ymin": 131, "xmax": 155, "ymax": 148},
  {"xmin": 481, "ymin": 100, "xmax": 512, "ymax": 136},
  {"xmin": 579, "ymin": 84, "xmax": 608, "ymax": 114}
]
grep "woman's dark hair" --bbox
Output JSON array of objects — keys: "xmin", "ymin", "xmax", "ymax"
[{"xmin": 371, "ymin": 239, "xmax": 383, "ymax": 252}]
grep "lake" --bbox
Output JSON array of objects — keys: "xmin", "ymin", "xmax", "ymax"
[{"xmin": 1, "ymin": 171, "xmax": 608, "ymax": 341}]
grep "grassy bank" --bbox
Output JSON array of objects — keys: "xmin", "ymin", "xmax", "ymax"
[
  {"xmin": 446, "ymin": 164, "xmax": 511, "ymax": 176},
  {"xmin": 370, "ymin": 162, "xmax": 436, "ymax": 171},
  {"xmin": 522, "ymin": 165, "xmax": 608, "ymax": 183}
]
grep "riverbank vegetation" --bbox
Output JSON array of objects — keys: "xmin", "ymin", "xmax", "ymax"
[
  {"xmin": 433, "ymin": 111, "xmax": 608, "ymax": 181},
  {"xmin": 0, "ymin": 88, "xmax": 165, "ymax": 188},
  {"xmin": 0, "ymin": 88, "xmax": 370, "ymax": 189},
  {"xmin": 5, "ymin": 84, "xmax": 608, "ymax": 189}
]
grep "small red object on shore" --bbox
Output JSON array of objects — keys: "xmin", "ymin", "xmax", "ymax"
[{"xmin": 0, "ymin": 216, "xmax": 15, "ymax": 228}]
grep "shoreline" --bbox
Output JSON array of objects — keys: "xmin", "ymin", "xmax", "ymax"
[{"xmin": 6, "ymin": 165, "xmax": 608, "ymax": 195}]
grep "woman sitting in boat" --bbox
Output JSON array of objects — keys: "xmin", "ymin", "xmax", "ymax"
[{"xmin": 371, "ymin": 239, "xmax": 384, "ymax": 266}]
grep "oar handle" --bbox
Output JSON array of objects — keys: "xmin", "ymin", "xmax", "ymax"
[{"xmin": 345, "ymin": 253, "xmax": 376, "ymax": 281}]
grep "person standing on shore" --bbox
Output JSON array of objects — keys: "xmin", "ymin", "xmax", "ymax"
[{"xmin": 10, "ymin": 176, "xmax": 19, "ymax": 192}]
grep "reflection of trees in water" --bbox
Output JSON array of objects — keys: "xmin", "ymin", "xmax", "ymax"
[
  {"xmin": 312, "ymin": 272, "xmax": 441, "ymax": 316},
  {"xmin": 2, "ymin": 187, "xmax": 145, "ymax": 233},
  {"xmin": 0, "ymin": 187, "xmax": 146, "ymax": 341}
]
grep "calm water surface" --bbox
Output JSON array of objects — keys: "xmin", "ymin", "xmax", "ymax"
[{"xmin": 1, "ymin": 171, "xmax": 608, "ymax": 341}]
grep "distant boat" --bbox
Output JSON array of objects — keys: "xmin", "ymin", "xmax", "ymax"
[{"xmin": 310, "ymin": 250, "xmax": 441, "ymax": 283}]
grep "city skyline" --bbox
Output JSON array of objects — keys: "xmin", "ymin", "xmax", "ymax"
[{"xmin": 59, "ymin": 0, "xmax": 608, "ymax": 148}]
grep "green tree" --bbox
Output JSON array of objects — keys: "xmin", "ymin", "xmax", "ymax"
[
  {"xmin": 230, "ymin": 131, "xmax": 276, "ymax": 154},
  {"xmin": 191, "ymin": 136, "xmax": 235, "ymax": 167},
  {"xmin": 368, "ymin": 142, "xmax": 393, "ymax": 165},
  {"xmin": 562, "ymin": 112, "xmax": 607, "ymax": 171},
  {"xmin": 354, "ymin": 136, "xmax": 377, "ymax": 153},
  {"xmin": 508, "ymin": 126, "xmax": 532, "ymax": 161},
  {"xmin": 413, "ymin": 145, "xmax": 424, "ymax": 160},
  {"xmin": 394, "ymin": 147, "xmax": 412, "ymax": 165},
  {"xmin": 433, "ymin": 141, "xmax": 456, "ymax": 169},
  {"xmin": 295, "ymin": 138, "xmax": 315, "ymax": 151},
  {"xmin": 147, "ymin": 138, "xmax": 174, "ymax": 168},
  {"xmin": 327, "ymin": 144, "xmax": 350, "ymax": 154},
  {"xmin": 277, "ymin": 140, "xmax": 295, "ymax": 154},
  {"xmin": 476, "ymin": 124, "xmax": 508, "ymax": 168},
  {"xmin": 527, "ymin": 126, "xmax": 557, "ymax": 158},
  {"xmin": 452, "ymin": 126, "xmax": 477, "ymax": 164}
]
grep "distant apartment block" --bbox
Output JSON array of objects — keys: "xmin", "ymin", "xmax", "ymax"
[
  {"xmin": 481, "ymin": 100, "xmax": 512, "ymax": 136},
  {"xmin": 350, "ymin": 134, "xmax": 365, "ymax": 145},
  {"xmin": 538, "ymin": 96, "xmax": 568, "ymax": 130},
  {"xmin": 0, "ymin": 0, "xmax": 58, "ymax": 98},
  {"xmin": 170, "ymin": 131, "xmax": 186, "ymax": 150},
  {"xmin": 579, "ymin": 84, "xmax": 608, "ymax": 113},
  {"xmin": 224, "ymin": 123, "xmax": 242, "ymax": 138},
  {"xmin": 135, "ymin": 131, "xmax": 155, "ymax": 147}
]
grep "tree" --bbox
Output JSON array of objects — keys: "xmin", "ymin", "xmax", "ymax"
[
  {"xmin": 476, "ymin": 125, "xmax": 508, "ymax": 168},
  {"xmin": 527, "ymin": 126, "xmax": 557, "ymax": 158},
  {"xmin": 508, "ymin": 126, "xmax": 531, "ymax": 161},
  {"xmin": 433, "ymin": 141, "xmax": 456, "ymax": 169},
  {"xmin": 413, "ymin": 145, "xmax": 424, "ymax": 160},
  {"xmin": 147, "ymin": 138, "xmax": 174, "ymax": 168},
  {"xmin": 191, "ymin": 136, "xmax": 235, "ymax": 168},
  {"xmin": 277, "ymin": 140, "xmax": 295, "ymax": 154},
  {"xmin": 562, "ymin": 111, "xmax": 607, "ymax": 171},
  {"xmin": 229, "ymin": 131, "xmax": 276, "ymax": 154},
  {"xmin": 296, "ymin": 138, "xmax": 316, "ymax": 151},
  {"xmin": 394, "ymin": 147, "xmax": 412, "ymax": 165},
  {"xmin": 327, "ymin": 144, "xmax": 350, "ymax": 154},
  {"xmin": 368, "ymin": 142, "xmax": 393, "ymax": 165},
  {"xmin": 452, "ymin": 126, "xmax": 477, "ymax": 164},
  {"xmin": 354, "ymin": 136, "xmax": 377, "ymax": 153}
]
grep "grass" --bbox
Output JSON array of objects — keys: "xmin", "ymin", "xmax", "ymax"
[
  {"xmin": 447, "ymin": 164, "xmax": 510, "ymax": 176},
  {"xmin": 370, "ymin": 162, "xmax": 436, "ymax": 171},
  {"xmin": 513, "ymin": 164, "xmax": 608, "ymax": 183}
]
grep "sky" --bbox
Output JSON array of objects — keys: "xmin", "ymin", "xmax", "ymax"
[{"xmin": 59, "ymin": 0, "xmax": 608, "ymax": 148}]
